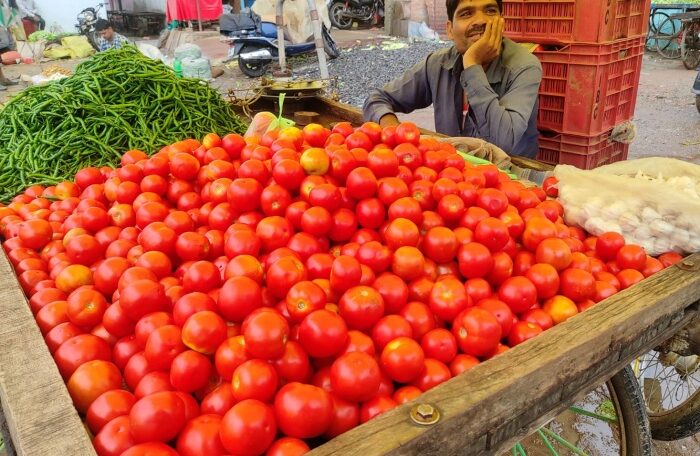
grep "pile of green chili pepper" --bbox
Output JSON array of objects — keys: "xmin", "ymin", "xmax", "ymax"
[{"xmin": 0, "ymin": 46, "xmax": 247, "ymax": 202}]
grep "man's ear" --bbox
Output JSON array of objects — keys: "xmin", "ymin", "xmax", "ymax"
[{"xmin": 446, "ymin": 20, "xmax": 453, "ymax": 41}]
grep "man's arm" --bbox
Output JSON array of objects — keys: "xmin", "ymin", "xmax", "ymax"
[
  {"xmin": 17, "ymin": 0, "xmax": 36, "ymax": 18},
  {"xmin": 363, "ymin": 56, "xmax": 433, "ymax": 126},
  {"xmin": 461, "ymin": 63, "xmax": 542, "ymax": 152}
]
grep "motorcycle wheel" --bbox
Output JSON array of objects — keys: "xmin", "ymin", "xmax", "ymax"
[
  {"xmin": 87, "ymin": 30, "xmax": 100, "ymax": 51},
  {"xmin": 237, "ymin": 45, "xmax": 269, "ymax": 78},
  {"xmin": 329, "ymin": 2, "xmax": 353, "ymax": 30},
  {"xmin": 323, "ymin": 26, "xmax": 340, "ymax": 60}
]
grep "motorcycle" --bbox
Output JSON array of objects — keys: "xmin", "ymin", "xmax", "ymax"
[
  {"xmin": 328, "ymin": 0, "xmax": 384, "ymax": 30},
  {"xmin": 76, "ymin": 3, "xmax": 104, "ymax": 51},
  {"xmin": 220, "ymin": 10, "xmax": 340, "ymax": 78},
  {"xmin": 694, "ymin": 70, "xmax": 700, "ymax": 113}
]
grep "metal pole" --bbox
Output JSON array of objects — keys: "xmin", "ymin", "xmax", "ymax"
[
  {"xmin": 195, "ymin": 0, "xmax": 203, "ymax": 32},
  {"xmin": 306, "ymin": 0, "xmax": 329, "ymax": 79},
  {"xmin": 276, "ymin": 0, "xmax": 286, "ymax": 72}
]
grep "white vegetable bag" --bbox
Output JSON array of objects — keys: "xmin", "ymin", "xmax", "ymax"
[{"xmin": 554, "ymin": 157, "xmax": 700, "ymax": 255}]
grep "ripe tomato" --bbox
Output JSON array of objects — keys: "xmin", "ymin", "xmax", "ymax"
[
  {"xmin": 380, "ymin": 336, "xmax": 425, "ymax": 383},
  {"xmin": 176, "ymin": 414, "xmax": 227, "ymax": 456},
  {"xmin": 298, "ymin": 309, "xmax": 348, "ymax": 358},
  {"xmin": 66, "ymin": 286, "xmax": 107, "ymax": 330},
  {"xmin": 421, "ymin": 328, "xmax": 458, "ymax": 364},
  {"xmin": 330, "ymin": 352, "xmax": 381, "ymax": 402},
  {"xmin": 457, "ymin": 242, "xmax": 493, "ymax": 278},
  {"xmin": 559, "ymin": 268, "xmax": 596, "ymax": 301},
  {"xmin": 543, "ymin": 295, "xmax": 579, "ymax": 324},
  {"xmin": 371, "ymin": 315, "xmax": 413, "ymax": 351},
  {"xmin": 243, "ymin": 309, "xmax": 289, "ymax": 360},
  {"xmin": 355, "ymin": 197, "xmax": 385, "ymax": 229},
  {"xmin": 145, "ymin": 325, "xmax": 185, "ymax": 371},
  {"xmin": 266, "ymin": 256, "xmax": 307, "ymax": 299},
  {"xmin": 181, "ymin": 310, "xmax": 227, "ymax": 354},
  {"xmin": 595, "ymin": 232, "xmax": 626, "ymax": 261},
  {"xmin": 170, "ymin": 350, "xmax": 212, "ymax": 392},
  {"xmin": 392, "ymin": 246, "xmax": 425, "ymax": 281},
  {"xmin": 215, "ymin": 336, "xmax": 249, "ymax": 382},
  {"xmin": 658, "ymin": 252, "xmax": 683, "ymax": 268},
  {"xmin": 218, "ymin": 276, "xmax": 263, "ymax": 322},
  {"xmin": 410, "ymin": 358, "xmax": 451, "ymax": 392},
  {"xmin": 53, "ymin": 333, "xmax": 111, "ymax": 379},
  {"xmin": 593, "ymin": 280, "xmax": 618, "ymax": 303},
  {"xmin": 338, "ymin": 286, "xmax": 385, "ymax": 330},
  {"xmin": 231, "ymin": 359, "xmax": 279, "ymax": 403},
  {"xmin": 508, "ymin": 321, "xmax": 543, "ymax": 346},
  {"xmin": 86, "ymin": 390, "xmax": 136, "ymax": 434},
  {"xmin": 476, "ymin": 188, "xmax": 508, "ymax": 216},
  {"xmin": 497, "ymin": 276, "xmax": 538, "ymax": 314},
  {"xmin": 55, "ymin": 263, "xmax": 93, "ymax": 294},
  {"xmin": 120, "ymin": 279, "xmax": 168, "ymax": 321},
  {"xmin": 522, "ymin": 217, "xmax": 557, "ymax": 252},
  {"xmin": 384, "ymin": 218, "xmax": 420, "ymax": 250},
  {"xmin": 266, "ymin": 437, "xmax": 311, "ymax": 456},
  {"xmin": 525, "ymin": 263, "xmax": 560, "ymax": 299},
  {"xmin": 422, "ymin": 226, "xmax": 458, "ymax": 264},
  {"xmin": 19, "ymin": 218, "xmax": 53, "ymax": 250},
  {"xmin": 399, "ymin": 301, "xmax": 437, "ymax": 340},
  {"xmin": 129, "ymin": 391, "xmax": 186, "ymax": 443},
  {"xmin": 535, "ymin": 238, "xmax": 572, "ymax": 271},
  {"xmin": 477, "ymin": 298, "xmax": 515, "ymax": 337},
  {"xmin": 67, "ymin": 360, "xmax": 122, "ymax": 412},
  {"xmin": 617, "ymin": 269, "xmax": 645, "ymax": 290},
  {"xmin": 429, "ymin": 276, "xmax": 470, "ymax": 322},
  {"xmin": 93, "ymin": 415, "xmax": 136, "ymax": 456},
  {"xmin": 274, "ymin": 382, "xmax": 333, "ymax": 438},
  {"xmin": 452, "ymin": 308, "xmax": 501, "ymax": 357},
  {"xmin": 273, "ymin": 341, "xmax": 312, "ymax": 384},
  {"xmin": 616, "ymin": 245, "xmax": 646, "ymax": 271}
]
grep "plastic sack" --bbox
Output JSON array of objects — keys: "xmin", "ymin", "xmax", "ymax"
[
  {"xmin": 174, "ymin": 43, "xmax": 202, "ymax": 60},
  {"xmin": 60, "ymin": 36, "xmax": 95, "ymax": 58},
  {"xmin": 181, "ymin": 57, "xmax": 212, "ymax": 79},
  {"xmin": 244, "ymin": 93, "xmax": 295, "ymax": 138},
  {"xmin": 554, "ymin": 157, "xmax": 700, "ymax": 255}
]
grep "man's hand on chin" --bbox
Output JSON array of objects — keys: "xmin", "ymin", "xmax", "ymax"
[{"xmin": 462, "ymin": 17, "xmax": 505, "ymax": 69}]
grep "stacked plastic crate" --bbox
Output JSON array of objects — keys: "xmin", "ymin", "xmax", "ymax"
[{"xmin": 502, "ymin": 0, "xmax": 652, "ymax": 168}]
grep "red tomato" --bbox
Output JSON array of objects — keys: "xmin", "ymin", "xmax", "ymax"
[
  {"xmin": 119, "ymin": 279, "xmax": 168, "ymax": 322},
  {"xmin": 215, "ymin": 336, "xmax": 249, "ymax": 382},
  {"xmin": 497, "ymin": 276, "xmax": 538, "ymax": 314},
  {"xmin": 338, "ymin": 286, "xmax": 385, "ymax": 331},
  {"xmin": 371, "ymin": 315, "xmax": 413, "ymax": 351},
  {"xmin": 476, "ymin": 188, "xmax": 508, "ymax": 216},
  {"xmin": 422, "ymin": 226, "xmax": 458, "ymax": 264},
  {"xmin": 67, "ymin": 360, "xmax": 122, "ymax": 413},
  {"xmin": 410, "ymin": 358, "xmax": 451, "ymax": 392},
  {"xmin": 421, "ymin": 328, "xmax": 458, "ymax": 364},
  {"xmin": 243, "ymin": 310, "xmax": 289, "ymax": 360},
  {"xmin": 182, "ymin": 310, "xmax": 227, "ymax": 354},
  {"xmin": 298, "ymin": 309, "xmax": 348, "ymax": 358},
  {"xmin": 93, "ymin": 416, "xmax": 136, "ymax": 456},
  {"xmin": 53, "ymin": 333, "xmax": 111, "ymax": 379},
  {"xmin": 86, "ymin": 390, "xmax": 136, "ymax": 434},
  {"xmin": 274, "ymin": 382, "xmax": 333, "ymax": 438},
  {"xmin": 429, "ymin": 276, "xmax": 470, "ymax": 322},
  {"xmin": 535, "ymin": 238, "xmax": 572, "ymax": 271},
  {"xmin": 144, "ymin": 325, "xmax": 185, "ymax": 371},
  {"xmin": 508, "ymin": 321, "xmax": 543, "ymax": 346},
  {"xmin": 616, "ymin": 245, "xmax": 647, "ymax": 271},
  {"xmin": 380, "ymin": 336, "xmax": 425, "ymax": 383},
  {"xmin": 617, "ymin": 269, "xmax": 645, "ymax": 290},
  {"xmin": 170, "ymin": 350, "xmax": 212, "ymax": 392},
  {"xmin": 266, "ymin": 437, "xmax": 311, "ymax": 456},
  {"xmin": 19, "ymin": 218, "xmax": 53, "ymax": 250},
  {"xmin": 176, "ymin": 414, "xmax": 227, "ymax": 456},
  {"xmin": 452, "ymin": 308, "xmax": 501, "ymax": 357},
  {"xmin": 658, "ymin": 252, "xmax": 683, "ymax": 268},
  {"xmin": 457, "ymin": 242, "xmax": 493, "ymax": 278},
  {"xmin": 477, "ymin": 298, "xmax": 515, "ymax": 337},
  {"xmin": 218, "ymin": 276, "xmax": 263, "ymax": 322},
  {"xmin": 232, "ymin": 359, "xmax": 279, "ymax": 403},
  {"xmin": 384, "ymin": 218, "xmax": 420, "ymax": 250},
  {"xmin": 129, "ymin": 391, "xmax": 186, "ymax": 443},
  {"xmin": 66, "ymin": 287, "xmax": 107, "ymax": 330},
  {"xmin": 360, "ymin": 396, "xmax": 398, "ymax": 423},
  {"xmin": 330, "ymin": 352, "xmax": 381, "ymax": 402},
  {"xmin": 559, "ymin": 268, "xmax": 596, "ymax": 301},
  {"xmin": 595, "ymin": 232, "xmax": 626, "ymax": 261},
  {"xmin": 525, "ymin": 263, "xmax": 560, "ymax": 299},
  {"xmin": 521, "ymin": 308, "xmax": 554, "ymax": 331},
  {"xmin": 266, "ymin": 256, "xmax": 307, "ymax": 299},
  {"xmin": 392, "ymin": 246, "xmax": 425, "ymax": 281}
]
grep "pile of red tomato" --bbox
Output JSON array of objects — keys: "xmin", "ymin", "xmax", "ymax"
[{"xmin": 0, "ymin": 120, "xmax": 684, "ymax": 456}]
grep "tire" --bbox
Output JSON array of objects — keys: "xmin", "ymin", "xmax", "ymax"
[
  {"xmin": 322, "ymin": 26, "xmax": 340, "ymax": 59},
  {"xmin": 87, "ymin": 30, "xmax": 100, "ymax": 51},
  {"xmin": 649, "ymin": 383, "xmax": 700, "ymax": 440},
  {"xmin": 329, "ymin": 2, "xmax": 353, "ymax": 30},
  {"xmin": 237, "ymin": 46, "xmax": 269, "ymax": 78},
  {"xmin": 647, "ymin": 12, "xmax": 671, "ymax": 51},
  {"xmin": 697, "ymin": 95, "xmax": 700, "ymax": 114},
  {"xmin": 681, "ymin": 24, "xmax": 700, "ymax": 70},
  {"xmin": 610, "ymin": 367, "xmax": 652, "ymax": 455}
]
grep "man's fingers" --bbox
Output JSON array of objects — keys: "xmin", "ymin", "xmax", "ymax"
[{"xmin": 490, "ymin": 18, "xmax": 504, "ymax": 50}]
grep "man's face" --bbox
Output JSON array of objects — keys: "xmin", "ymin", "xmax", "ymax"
[
  {"xmin": 447, "ymin": 0, "xmax": 502, "ymax": 55},
  {"xmin": 98, "ymin": 27, "xmax": 114, "ymax": 40}
]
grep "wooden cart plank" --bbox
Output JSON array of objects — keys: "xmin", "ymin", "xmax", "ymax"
[
  {"xmin": 309, "ymin": 253, "xmax": 700, "ymax": 456},
  {"xmin": 0, "ymin": 252, "xmax": 96, "ymax": 456}
]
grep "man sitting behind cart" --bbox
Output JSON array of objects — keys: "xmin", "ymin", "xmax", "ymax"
[
  {"xmin": 363, "ymin": 0, "xmax": 542, "ymax": 158},
  {"xmin": 95, "ymin": 19, "xmax": 129, "ymax": 52}
]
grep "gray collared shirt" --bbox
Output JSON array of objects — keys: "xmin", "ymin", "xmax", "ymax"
[{"xmin": 363, "ymin": 38, "xmax": 542, "ymax": 158}]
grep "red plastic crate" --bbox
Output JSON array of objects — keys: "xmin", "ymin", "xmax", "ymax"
[
  {"xmin": 503, "ymin": 0, "xmax": 651, "ymax": 44},
  {"xmin": 536, "ymin": 130, "xmax": 629, "ymax": 169},
  {"xmin": 534, "ymin": 37, "xmax": 644, "ymax": 136}
]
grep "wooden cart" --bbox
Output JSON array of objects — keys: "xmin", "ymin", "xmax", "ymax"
[{"xmin": 0, "ymin": 97, "xmax": 698, "ymax": 456}]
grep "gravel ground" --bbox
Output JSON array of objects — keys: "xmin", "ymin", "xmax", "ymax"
[{"xmin": 292, "ymin": 38, "xmax": 449, "ymax": 107}]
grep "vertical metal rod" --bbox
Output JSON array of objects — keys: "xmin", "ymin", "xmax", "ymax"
[
  {"xmin": 306, "ymin": 0, "xmax": 329, "ymax": 79},
  {"xmin": 195, "ymin": 0, "xmax": 203, "ymax": 32},
  {"xmin": 276, "ymin": 0, "xmax": 286, "ymax": 71}
]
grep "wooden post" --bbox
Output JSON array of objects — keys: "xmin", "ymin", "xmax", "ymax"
[
  {"xmin": 277, "ymin": 0, "xmax": 286, "ymax": 71},
  {"xmin": 307, "ymin": 0, "xmax": 329, "ymax": 79},
  {"xmin": 195, "ymin": 0, "xmax": 203, "ymax": 32}
]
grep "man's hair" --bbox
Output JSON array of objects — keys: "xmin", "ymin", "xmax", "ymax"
[
  {"xmin": 95, "ymin": 19, "xmax": 112, "ymax": 32},
  {"xmin": 446, "ymin": 0, "xmax": 503, "ymax": 21}
]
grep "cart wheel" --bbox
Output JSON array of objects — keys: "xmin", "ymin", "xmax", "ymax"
[
  {"xmin": 514, "ymin": 367, "xmax": 651, "ymax": 456},
  {"xmin": 655, "ymin": 16, "xmax": 682, "ymax": 59},
  {"xmin": 647, "ymin": 12, "xmax": 671, "ymax": 51},
  {"xmin": 681, "ymin": 23, "xmax": 700, "ymax": 70},
  {"xmin": 323, "ymin": 26, "xmax": 340, "ymax": 60},
  {"xmin": 634, "ymin": 347, "xmax": 700, "ymax": 441}
]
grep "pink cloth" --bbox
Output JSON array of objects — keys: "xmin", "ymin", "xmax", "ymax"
[{"xmin": 166, "ymin": 0, "xmax": 223, "ymax": 23}]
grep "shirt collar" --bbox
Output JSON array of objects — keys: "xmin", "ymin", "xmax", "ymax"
[{"xmin": 442, "ymin": 38, "xmax": 511, "ymax": 84}]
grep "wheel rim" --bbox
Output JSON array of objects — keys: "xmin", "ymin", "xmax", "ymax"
[
  {"xmin": 511, "ymin": 382, "xmax": 629, "ymax": 456},
  {"xmin": 331, "ymin": 4, "xmax": 352, "ymax": 28},
  {"xmin": 635, "ymin": 350, "xmax": 700, "ymax": 417},
  {"xmin": 681, "ymin": 25, "xmax": 700, "ymax": 69}
]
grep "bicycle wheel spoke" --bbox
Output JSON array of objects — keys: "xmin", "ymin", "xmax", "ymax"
[
  {"xmin": 541, "ymin": 428, "xmax": 590, "ymax": 456},
  {"xmin": 537, "ymin": 430, "xmax": 560, "ymax": 456},
  {"xmin": 568, "ymin": 405, "xmax": 618, "ymax": 424}
]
